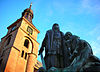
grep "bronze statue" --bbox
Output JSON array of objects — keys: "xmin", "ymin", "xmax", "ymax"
[
  {"xmin": 63, "ymin": 32, "xmax": 80, "ymax": 67},
  {"xmin": 38, "ymin": 26, "xmax": 100, "ymax": 72},
  {"xmin": 63, "ymin": 32, "xmax": 100, "ymax": 72},
  {"xmin": 39, "ymin": 23, "xmax": 64, "ymax": 70}
]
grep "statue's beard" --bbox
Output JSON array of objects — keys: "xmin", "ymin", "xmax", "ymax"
[{"xmin": 53, "ymin": 29, "xmax": 59, "ymax": 32}]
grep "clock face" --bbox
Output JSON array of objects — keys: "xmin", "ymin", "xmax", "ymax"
[
  {"xmin": 11, "ymin": 25, "xmax": 16, "ymax": 31},
  {"xmin": 27, "ymin": 26, "xmax": 33, "ymax": 35}
]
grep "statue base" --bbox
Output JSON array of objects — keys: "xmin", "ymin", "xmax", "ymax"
[{"xmin": 38, "ymin": 65, "xmax": 100, "ymax": 72}]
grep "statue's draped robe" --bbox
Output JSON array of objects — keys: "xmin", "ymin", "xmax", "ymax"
[
  {"xmin": 64, "ymin": 36, "xmax": 93, "ymax": 71},
  {"xmin": 64, "ymin": 35, "xmax": 80, "ymax": 67},
  {"xmin": 69, "ymin": 40, "xmax": 93, "ymax": 71},
  {"xmin": 40, "ymin": 30, "xmax": 64, "ymax": 69}
]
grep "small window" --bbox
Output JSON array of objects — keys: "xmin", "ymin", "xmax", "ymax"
[
  {"xmin": 25, "ymin": 13, "xmax": 28, "ymax": 18},
  {"xmin": 21, "ymin": 50, "xmax": 24, "ymax": 57},
  {"xmin": 11, "ymin": 25, "xmax": 16, "ymax": 32},
  {"xmin": 1, "ymin": 51, "xmax": 4, "ymax": 57},
  {"xmin": 0, "ymin": 59, "xmax": 3, "ymax": 65},
  {"xmin": 29, "ymin": 15, "xmax": 31, "ymax": 20},
  {"xmin": 25, "ymin": 53, "xmax": 27, "ymax": 60},
  {"xmin": 24, "ymin": 39, "xmax": 29, "ymax": 48},
  {"xmin": 6, "ymin": 37, "xmax": 11, "ymax": 46}
]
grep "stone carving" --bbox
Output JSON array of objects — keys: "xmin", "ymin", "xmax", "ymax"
[{"xmin": 38, "ymin": 25, "xmax": 100, "ymax": 72}]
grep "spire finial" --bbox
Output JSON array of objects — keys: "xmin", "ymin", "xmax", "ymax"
[{"xmin": 29, "ymin": 2, "xmax": 32, "ymax": 9}]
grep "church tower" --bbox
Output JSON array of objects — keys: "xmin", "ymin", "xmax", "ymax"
[{"xmin": 0, "ymin": 3, "xmax": 40, "ymax": 72}]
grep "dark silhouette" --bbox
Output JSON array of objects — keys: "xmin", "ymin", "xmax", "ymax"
[
  {"xmin": 38, "ymin": 26, "xmax": 100, "ymax": 72},
  {"xmin": 39, "ymin": 23, "xmax": 64, "ymax": 70},
  {"xmin": 63, "ymin": 32, "xmax": 100, "ymax": 72}
]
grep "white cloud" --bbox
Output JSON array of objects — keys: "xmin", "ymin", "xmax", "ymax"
[
  {"xmin": 97, "ymin": 36, "xmax": 100, "ymax": 40},
  {"xmin": 88, "ymin": 24, "xmax": 100, "ymax": 35},
  {"xmin": 52, "ymin": 1, "xmax": 66, "ymax": 14},
  {"xmin": 81, "ymin": 0, "xmax": 91, "ymax": 8},
  {"xmin": 76, "ymin": 0, "xmax": 100, "ymax": 14},
  {"xmin": 90, "ymin": 41, "xmax": 100, "ymax": 58}
]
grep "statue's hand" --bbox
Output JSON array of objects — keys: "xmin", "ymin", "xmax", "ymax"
[
  {"xmin": 38, "ymin": 47, "xmax": 44, "ymax": 55},
  {"xmin": 72, "ymin": 50, "xmax": 78, "ymax": 57},
  {"xmin": 38, "ymin": 50, "xmax": 42, "ymax": 55},
  {"xmin": 70, "ymin": 50, "xmax": 78, "ymax": 61},
  {"xmin": 38, "ymin": 52, "xmax": 41, "ymax": 55}
]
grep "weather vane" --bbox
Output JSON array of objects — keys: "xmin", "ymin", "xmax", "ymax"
[{"xmin": 29, "ymin": 2, "xmax": 32, "ymax": 9}]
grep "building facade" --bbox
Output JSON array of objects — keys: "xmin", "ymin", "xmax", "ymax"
[{"xmin": 0, "ymin": 3, "xmax": 42, "ymax": 72}]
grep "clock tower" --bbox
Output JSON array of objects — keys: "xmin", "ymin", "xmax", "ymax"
[{"xmin": 0, "ymin": 3, "xmax": 41, "ymax": 72}]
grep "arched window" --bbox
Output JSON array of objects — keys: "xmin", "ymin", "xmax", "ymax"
[
  {"xmin": 25, "ymin": 53, "xmax": 27, "ymax": 60},
  {"xmin": 21, "ymin": 50, "xmax": 24, "ymax": 57},
  {"xmin": 6, "ymin": 37, "xmax": 11, "ymax": 46},
  {"xmin": 24, "ymin": 39, "xmax": 29, "ymax": 48},
  {"xmin": 25, "ymin": 13, "xmax": 28, "ymax": 18},
  {"xmin": 29, "ymin": 15, "xmax": 31, "ymax": 20}
]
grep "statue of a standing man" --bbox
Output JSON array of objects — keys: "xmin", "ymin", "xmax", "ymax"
[{"xmin": 39, "ymin": 23, "xmax": 64, "ymax": 70}]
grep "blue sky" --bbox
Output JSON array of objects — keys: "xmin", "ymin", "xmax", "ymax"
[{"xmin": 0, "ymin": 0, "xmax": 100, "ymax": 62}]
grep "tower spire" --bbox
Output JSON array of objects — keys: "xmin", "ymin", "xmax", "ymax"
[
  {"xmin": 29, "ymin": 2, "xmax": 32, "ymax": 9},
  {"xmin": 22, "ymin": 2, "xmax": 34, "ymax": 23}
]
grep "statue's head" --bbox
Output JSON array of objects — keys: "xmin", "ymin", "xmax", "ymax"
[
  {"xmin": 52, "ymin": 23, "xmax": 60, "ymax": 32},
  {"xmin": 65, "ymin": 32, "xmax": 72, "ymax": 39}
]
